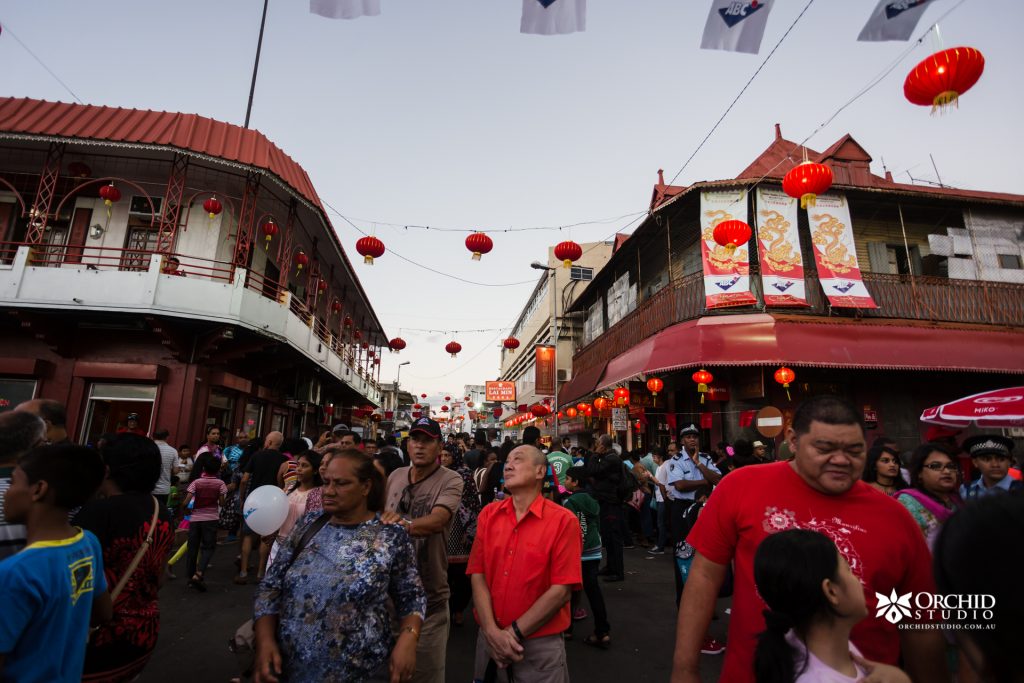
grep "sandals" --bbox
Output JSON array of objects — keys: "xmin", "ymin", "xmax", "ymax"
[{"xmin": 583, "ymin": 633, "xmax": 611, "ymax": 650}]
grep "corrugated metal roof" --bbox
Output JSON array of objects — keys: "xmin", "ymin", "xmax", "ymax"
[{"xmin": 0, "ymin": 97, "xmax": 322, "ymax": 209}]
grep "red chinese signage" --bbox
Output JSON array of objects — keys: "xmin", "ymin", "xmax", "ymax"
[
  {"xmin": 535, "ymin": 345, "xmax": 555, "ymax": 396},
  {"xmin": 485, "ymin": 381, "xmax": 516, "ymax": 402}
]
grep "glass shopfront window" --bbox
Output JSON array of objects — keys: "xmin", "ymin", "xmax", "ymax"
[
  {"xmin": 207, "ymin": 389, "xmax": 236, "ymax": 434},
  {"xmin": 0, "ymin": 378, "xmax": 37, "ymax": 412},
  {"xmin": 81, "ymin": 383, "xmax": 158, "ymax": 446},
  {"xmin": 242, "ymin": 400, "xmax": 265, "ymax": 439}
]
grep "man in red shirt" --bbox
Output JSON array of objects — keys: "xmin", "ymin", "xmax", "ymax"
[
  {"xmin": 468, "ymin": 445, "xmax": 582, "ymax": 683},
  {"xmin": 671, "ymin": 395, "xmax": 949, "ymax": 683}
]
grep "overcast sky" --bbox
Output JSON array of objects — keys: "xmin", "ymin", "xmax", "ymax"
[{"xmin": 2, "ymin": 0, "xmax": 1020, "ymax": 402}]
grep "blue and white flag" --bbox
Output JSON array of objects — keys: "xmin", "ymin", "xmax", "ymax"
[
  {"xmin": 700, "ymin": 0, "xmax": 774, "ymax": 54},
  {"xmin": 310, "ymin": 0, "xmax": 380, "ymax": 20},
  {"xmin": 857, "ymin": 0, "xmax": 937, "ymax": 42},
  {"xmin": 521, "ymin": 0, "xmax": 586, "ymax": 36}
]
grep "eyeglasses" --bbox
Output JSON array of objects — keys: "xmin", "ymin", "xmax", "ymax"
[{"xmin": 923, "ymin": 462, "xmax": 959, "ymax": 472}]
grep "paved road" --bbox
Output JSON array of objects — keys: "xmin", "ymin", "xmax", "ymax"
[{"xmin": 141, "ymin": 540, "xmax": 729, "ymax": 682}]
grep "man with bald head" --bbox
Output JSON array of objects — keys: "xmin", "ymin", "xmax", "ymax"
[
  {"xmin": 468, "ymin": 445, "xmax": 582, "ymax": 682},
  {"xmin": 235, "ymin": 431, "xmax": 285, "ymax": 583},
  {"xmin": 15, "ymin": 399, "xmax": 69, "ymax": 445}
]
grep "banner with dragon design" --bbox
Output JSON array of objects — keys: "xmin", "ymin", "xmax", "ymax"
[
  {"xmin": 755, "ymin": 187, "xmax": 808, "ymax": 307},
  {"xmin": 700, "ymin": 189, "xmax": 758, "ymax": 309},
  {"xmin": 807, "ymin": 193, "xmax": 878, "ymax": 309}
]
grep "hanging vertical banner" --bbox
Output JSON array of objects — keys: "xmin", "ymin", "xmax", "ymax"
[
  {"xmin": 310, "ymin": 0, "xmax": 381, "ymax": 20},
  {"xmin": 700, "ymin": 0, "xmax": 775, "ymax": 54},
  {"xmin": 535, "ymin": 345, "xmax": 555, "ymax": 396},
  {"xmin": 700, "ymin": 189, "xmax": 758, "ymax": 309},
  {"xmin": 521, "ymin": 0, "xmax": 586, "ymax": 35},
  {"xmin": 755, "ymin": 187, "xmax": 808, "ymax": 307},
  {"xmin": 857, "ymin": 0, "xmax": 937, "ymax": 42},
  {"xmin": 807, "ymin": 194, "xmax": 878, "ymax": 309}
]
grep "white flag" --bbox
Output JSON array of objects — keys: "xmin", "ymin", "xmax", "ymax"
[
  {"xmin": 857, "ymin": 0, "xmax": 937, "ymax": 42},
  {"xmin": 700, "ymin": 0, "xmax": 774, "ymax": 54},
  {"xmin": 521, "ymin": 0, "xmax": 586, "ymax": 36},
  {"xmin": 310, "ymin": 0, "xmax": 380, "ymax": 20}
]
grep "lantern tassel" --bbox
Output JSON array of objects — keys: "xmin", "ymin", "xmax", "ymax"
[
  {"xmin": 784, "ymin": 382, "xmax": 792, "ymax": 401},
  {"xmin": 563, "ymin": 259, "xmax": 572, "ymax": 268},
  {"xmin": 472, "ymin": 252, "xmax": 481, "ymax": 261},
  {"xmin": 364, "ymin": 255, "xmax": 374, "ymax": 265},
  {"xmin": 800, "ymin": 193, "xmax": 817, "ymax": 209}
]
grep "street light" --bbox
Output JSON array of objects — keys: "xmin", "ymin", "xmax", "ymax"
[
  {"xmin": 395, "ymin": 361, "xmax": 410, "ymax": 414},
  {"xmin": 530, "ymin": 261, "xmax": 559, "ymax": 446}
]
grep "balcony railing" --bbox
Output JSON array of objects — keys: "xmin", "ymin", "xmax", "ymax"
[{"xmin": 572, "ymin": 270, "xmax": 1024, "ymax": 376}]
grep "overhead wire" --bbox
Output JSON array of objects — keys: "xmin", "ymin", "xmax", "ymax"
[{"xmin": 0, "ymin": 20, "xmax": 84, "ymax": 104}]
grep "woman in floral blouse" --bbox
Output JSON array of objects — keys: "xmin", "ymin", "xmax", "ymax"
[{"xmin": 253, "ymin": 449, "xmax": 425, "ymax": 683}]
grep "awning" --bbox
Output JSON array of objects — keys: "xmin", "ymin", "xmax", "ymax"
[
  {"xmin": 595, "ymin": 336, "xmax": 657, "ymax": 392},
  {"xmin": 559, "ymin": 360, "xmax": 608, "ymax": 408},
  {"xmin": 639, "ymin": 313, "xmax": 1024, "ymax": 374}
]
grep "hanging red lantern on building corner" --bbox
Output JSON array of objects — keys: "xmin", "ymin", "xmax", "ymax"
[
  {"xmin": 465, "ymin": 232, "xmax": 493, "ymax": 261},
  {"xmin": 331, "ymin": 300, "xmax": 342, "ymax": 315},
  {"xmin": 904, "ymin": 46, "xmax": 985, "ymax": 114},
  {"xmin": 294, "ymin": 250, "xmax": 309, "ymax": 272},
  {"xmin": 445, "ymin": 341, "xmax": 462, "ymax": 358},
  {"xmin": 98, "ymin": 182, "xmax": 122, "ymax": 221},
  {"xmin": 262, "ymin": 220, "xmax": 278, "ymax": 249},
  {"xmin": 493, "ymin": 407, "xmax": 503, "ymax": 419},
  {"xmin": 692, "ymin": 368, "xmax": 713, "ymax": 404},
  {"xmin": 389, "ymin": 337, "xmax": 406, "ymax": 353},
  {"xmin": 503, "ymin": 337, "xmax": 520, "ymax": 353},
  {"xmin": 613, "ymin": 387, "xmax": 630, "ymax": 407},
  {"xmin": 646, "ymin": 377, "xmax": 664, "ymax": 405},
  {"xmin": 774, "ymin": 366, "xmax": 796, "ymax": 401},
  {"xmin": 783, "ymin": 162, "xmax": 833, "ymax": 209},
  {"xmin": 565, "ymin": 407, "xmax": 578, "ymax": 419},
  {"xmin": 593, "ymin": 397, "xmax": 609, "ymax": 412},
  {"xmin": 356, "ymin": 236, "xmax": 386, "ymax": 265},
  {"xmin": 531, "ymin": 403, "xmax": 549, "ymax": 418},
  {"xmin": 204, "ymin": 196, "xmax": 223, "ymax": 220},
  {"xmin": 553, "ymin": 240, "xmax": 583, "ymax": 268},
  {"xmin": 712, "ymin": 220, "xmax": 752, "ymax": 250}
]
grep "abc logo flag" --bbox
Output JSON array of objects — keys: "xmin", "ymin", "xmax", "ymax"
[
  {"xmin": 700, "ymin": 0, "xmax": 775, "ymax": 54},
  {"xmin": 857, "ymin": 0, "xmax": 937, "ymax": 42},
  {"xmin": 310, "ymin": 0, "xmax": 381, "ymax": 20},
  {"xmin": 521, "ymin": 0, "xmax": 586, "ymax": 36}
]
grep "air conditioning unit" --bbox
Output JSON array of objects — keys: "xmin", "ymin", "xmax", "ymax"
[
  {"xmin": 129, "ymin": 195, "xmax": 163, "ymax": 217},
  {"xmin": 557, "ymin": 369, "xmax": 571, "ymax": 381}
]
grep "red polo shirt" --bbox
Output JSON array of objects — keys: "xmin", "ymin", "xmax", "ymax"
[{"xmin": 467, "ymin": 494, "xmax": 582, "ymax": 638}]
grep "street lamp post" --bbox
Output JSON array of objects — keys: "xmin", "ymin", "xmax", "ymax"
[
  {"xmin": 395, "ymin": 361, "xmax": 410, "ymax": 417},
  {"xmin": 531, "ymin": 261, "xmax": 559, "ymax": 446}
]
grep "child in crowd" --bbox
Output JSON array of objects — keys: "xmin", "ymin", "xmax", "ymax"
[
  {"xmin": 563, "ymin": 466, "xmax": 610, "ymax": 648},
  {"xmin": 0, "ymin": 444, "xmax": 113, "ymax": 683},
  {"xmin": 753, "ymin": 529, "xmax": 909, "ymax": 683},
  {"xmin": 182, "ymin": 455, "xmax": 227, "ymax": 591}
]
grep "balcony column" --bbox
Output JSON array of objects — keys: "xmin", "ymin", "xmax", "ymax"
[
  {"xmin": 277, "ymin": 198, "xmax": 298, "ymax": 293},
  {"xmin": 155, "ymin": 153, "xmax": 189, "ymax": 253},
  {"xmin": 232, "ymin": 170, "xmax": 261, "ymax": 269},
  {"xmin": 25, "ymin": 142, "xmax": 66, "ymax": 244}
]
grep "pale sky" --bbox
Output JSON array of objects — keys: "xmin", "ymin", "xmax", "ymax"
[{"xmin": 2, "ymin": 0, "xmax": 1021, "ymax": 401}]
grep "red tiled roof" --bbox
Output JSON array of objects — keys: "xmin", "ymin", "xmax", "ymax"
[{"xmin": 0, "ymin": 97, "xmax": 323, "ymax": 209}]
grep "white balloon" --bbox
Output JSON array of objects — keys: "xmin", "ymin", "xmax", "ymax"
[{"xmin": 243, "ymin": 485, "xmax": 289, "ymax": 536}]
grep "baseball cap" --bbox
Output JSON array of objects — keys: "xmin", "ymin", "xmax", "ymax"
[
  {"xmin": 409, "ymin": 417, "xmax": 442, "ymax": 440},
  {"xmin": 127, "ymin": 412, "xmax": 139, "ymax": 421},
  {"xmin": 679, "ymin": 424, "xmax": 699, "ymax": 437},
  {"xmin": 332, "ymin": 423, "xmax": 351, "ymax": 434},
  {"xmin": 752, "ymin": 440, "xmax": 766, "ymax": 448}
]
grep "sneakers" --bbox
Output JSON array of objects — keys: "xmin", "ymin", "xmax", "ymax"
[
  {"xmin": 573, "ymin": 607, "xmax": 588, "ymax": 621},
  {"xmin": 700, "ymin": 637, "xmax": 726, "ymax": 655},
  {"xmin": 647, "ymin": 546, "xmax": 665, "ymax": 555}
]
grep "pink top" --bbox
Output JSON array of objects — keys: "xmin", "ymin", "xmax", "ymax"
[
  {"xmin": 186, "ymin": 474, "xmax": 227, "ymax": 523},
  {"xmin": 786, "ymin": 631, "xmax": 868, "ymax": 683},
  {"xmin": 276, "ymin": 487, "xmax": 311, "ymax": 542}
]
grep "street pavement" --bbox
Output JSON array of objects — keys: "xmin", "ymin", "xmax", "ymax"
[{"xmin": 141, "ymin": 539, "xmax": 729, "ymax": 682}]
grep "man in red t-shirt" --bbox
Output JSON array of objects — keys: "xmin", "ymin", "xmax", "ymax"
[
  {"xmin": 468, "ymin": 445, "xmax": 582, "ymax": 682},
  {"xmin": 671, "ymin": 395, "xmax": 949, "ymax": 683}
]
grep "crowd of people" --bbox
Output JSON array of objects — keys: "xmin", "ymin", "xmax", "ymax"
[{"xmin": 0, "ymin": 395, "xmax": 1021, "ymax": 683}]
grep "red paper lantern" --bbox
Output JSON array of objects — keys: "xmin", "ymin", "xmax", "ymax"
[
  {"xmin": 692, "ymin": 369, "xmax": 713, "ymax": 404},
  {"xmin": 503, "ymin": 337, "xmax": 521, "ymax": 353},
  {"xmin": 295, "ymin": 251, "xmax": 309, "ymax": 272},
  {"xmin": 465, "ymin": 232, "xmax": 493, "ymax": 260},
  {"xmin": 445, "ymin": 396, "xmax": 452, "ymax": 402},
  {"xmin": 445, "ymin": 341, "xmax": 462, "ymax": 358},
  {"xmin": 774, "ymin": 366, "xmax": 796, "ymax": 400},
  {"xmin": 204, "ymin": 196, "xmax": 223, "ymax": 219},
  {"xmin": 576, "ymin": 403, "xmax": 590, "ymax": 415},
  {"xmin": 613, "ymin": 387, "xmax": 630, "ymax": 407},
  {"xmin": 904, "ymin": 46, "xmax": 985, "ymax": 113},
  {"xmin": 413, "ymin": 403, "xmax": 422, "ymax": 409},
  {"xmin": 421, "ymin": 393, "xmax": 427, "ymax": 398},
  {"xmin": 467, "ymin": 401, "xmax": 474, "ymax": 408},
  {"xmin": 331, "ymin": 300, "xmax": 342, "ymax": 314},
  {"xmin": 558, "ymin": 411, "xmax": 564, "ymax": 419},
  {"xmin": 531, "ymin": 404, "xmax": 549, "ymax": 418},
  {"xmin": 353, "ymin": 330, "xmax": 362, "ymax": 340},
  {"xmin": 493, "ymin": 407, "xmax": 503, "ymax": 418},
  {"xmin": 262, "ymin": 220, "xmax": 278, "ymax": 247},
  {"xmin": 360, "ymin": 342, "xmax": 369, "ymax": 350},
  {"xmin": 389, "ymin": 337, "xmax": 407, "ymax": 353},
  {"xmin": 373, "ymin": 358, "xmax": 381, "ymax": 366},
  {"xmin": 98, "ymin": 183, "xmax": 122, "ymax": 207},
  {"xmin": 782, "ymin": 162, "xmax": 833, "ymax": 209},
  {"xmin": 565, "ymin": 407, "xmax": 578, "ymax": 419},
  {"xmin": 583, "ymin": 404, "xmax": 593, "ymax": 417},
  {"xmin": 464, "ymin": 396, "xmax": 471, "ymax": 401},
  {"xmin": 593, "ymin": 397, "xmax": 609, "ymax": 412},
  {"xmin": 646, "ymin": 377, "xmax": 664, "ymax": 396},
  {"xmin": 441, "ymin": 405, "xmax": 449, "ymax": 412},
  {"xmin": 712, "ymin": 220, "xmax": 752, "ymax": 250},
  {"xmin": 317, "ymin": 279, "xmax": 328, "ymax": 293},
  {"xmin": 356, "ymin": 236, "xmax": 386, "ymax": 265},
  {"xmin": 553, "ymin": 240, "xmax": 583, "ymax": 268}
]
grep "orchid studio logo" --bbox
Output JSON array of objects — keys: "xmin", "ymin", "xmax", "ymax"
[{"xmin": 875, "ymin": 590, "xmax": 996, "ymax": 631}]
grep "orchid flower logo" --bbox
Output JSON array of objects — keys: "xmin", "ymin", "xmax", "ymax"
[{"xmin": 875, "ymin": 590, "xmax": 913, "ymax": 624}]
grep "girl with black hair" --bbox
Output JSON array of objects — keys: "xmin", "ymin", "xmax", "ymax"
[
  {"xmin": 753, "ymin": 529, "xmax": 909, "ymax": 683},
  {"xmin": 267, "ymin": 451, "xmax": 323, "ymax": 569},
  {"xmin": 862, "ymin": 443, "xmax": 909, "ymax": 496}
]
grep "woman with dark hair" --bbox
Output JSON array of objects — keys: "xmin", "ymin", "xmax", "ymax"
[
  {"xmin": 253, "ymin": 450, "xmax": 425, "ymax": 682},
  {"xmin": 895, "ymin": 442, "xmax": 964, "ymax": 552},
  {"xmin": 753, "ymin": 529, "xmax": 908, "ymax": 683},
  {"xmin": 74, "ymin": 433, "xmax": 176, "ymax": 683},
  {"xmin": 276, "ymin": 436, "xmax": 309, "ymax": 490},
  {"xmin": 862, "ymin": 442, "xmax": 909, "ymax": 495},
  {"xmin": 442, "ymin": 446, "xmax": 480, "ymax": 626},
  {"xmin": 267, "ymin": 451, "xmax": 323, "ymax": 569}
]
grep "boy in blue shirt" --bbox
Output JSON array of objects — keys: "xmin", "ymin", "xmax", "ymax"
[{"xmin": 0, "ymin": 443, "xmax": 112, "ymax": 682}]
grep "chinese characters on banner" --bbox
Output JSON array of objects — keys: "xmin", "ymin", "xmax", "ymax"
[
  {"xmin": 700, "ymin": 189, "xmax": 758, "ymax": 309},
  {"xmin": 755, "ymin": 187, "xmax": 809, "ymax": 307},
  {"xmin": 535, "ymin": 345, "xmax": 555, "ymax": 396},
  {"xmin": 807, "ymin": 193, "xmax": 878, "ymax": 308}
]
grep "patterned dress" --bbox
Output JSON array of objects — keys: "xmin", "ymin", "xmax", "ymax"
[{"xmin": 254, "ymin": 513, "xmax": 426, "ymax": 682}]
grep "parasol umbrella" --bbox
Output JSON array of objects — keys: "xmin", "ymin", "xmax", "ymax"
[{"xmin": 920, "ymin": 387, "xmax": 1024, "ymax": 429}]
